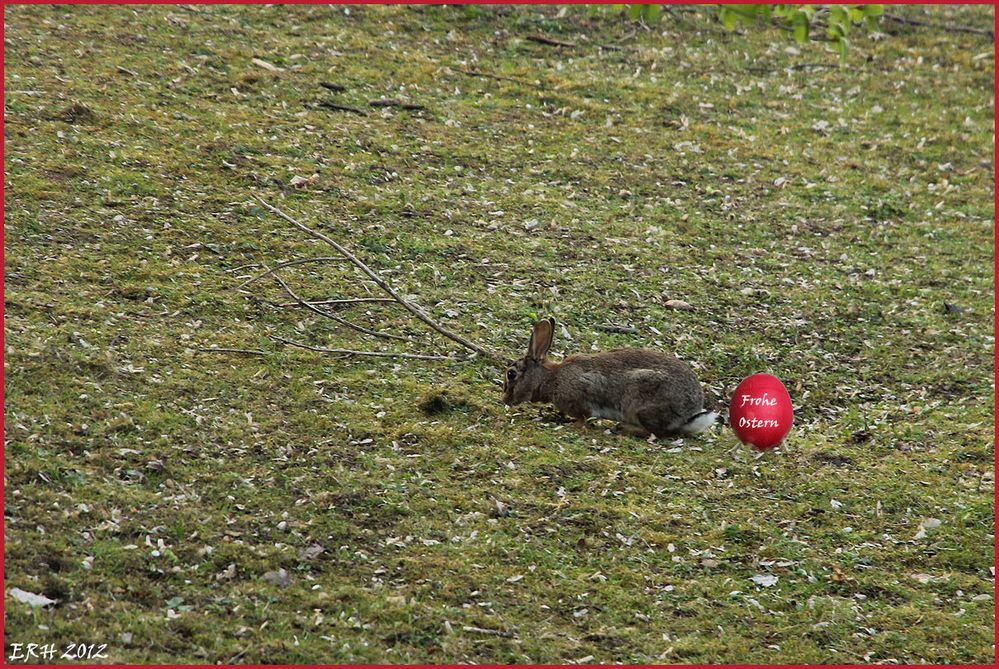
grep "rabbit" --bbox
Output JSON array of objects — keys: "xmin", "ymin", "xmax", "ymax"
[{"xmin": 502, "ymin": 318, "xmax": 717, "ymax": 437}]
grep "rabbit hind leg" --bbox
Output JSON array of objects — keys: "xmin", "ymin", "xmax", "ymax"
[
  {"xmin": 615, "ymin": 422, "xmax": 651, "ymax": 438},
  {"xmin": 635, "ymin": 406, "xmax": 686, "ymax": 438}
]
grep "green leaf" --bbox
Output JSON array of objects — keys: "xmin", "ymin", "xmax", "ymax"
[
  {"xmin": 793, "ymin": 22, "xmax": 809, "ymax": 43},
  {"xmin": 730, "ymin": 5, "xmax": 758, "ymax": 20},
  {"xmin": 645, "ymin": 4, "xmax": 662, "ymax": 23},
  {"xmin": 861, "ymin": 4, "xmax": 885, "ymax": 18},
  {"xmin": 831, "ymin": 36, "xmax": 850, "ymax": 58},
  {"xmin": 628, "ymin": 4, "xmax": 644, "ymax": 20},
  {"xmin": 719, "ymin": 7, "xmax": 739, "ymax": 31}
]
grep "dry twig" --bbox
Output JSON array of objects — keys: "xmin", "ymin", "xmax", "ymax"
[
  {"xmin": 226, "ymin": 262, "xmax": 263, "ymax": 274},
  {"xmin": 236, "ymin": 256, "xmax": 348, "ymax": 291},
  {"xmin": 264, "ymin": 265, "xmax": 409, "ymax": 342},
  {"xmin": 272, "ymin": 336, "xmax": 455, "ymax": 361},
  {"xmin": 318, "ymin": 101, "xmax": 368, "ymax": 116},
  {"xmin": 884, "ymin": 12, "xmax": 994, "ymax": 39},
  {"xmin": 454, "ymin": 68, "xmax": 540, "ymax": 88},
  {"xmin": 280, "ymin": 297, "xmax": 396, "ymax": 308},
  {"xmin": 252, "ymin": 195, "xmax": 509, "ymax": 363},
  {"xmin": 197, "ymin": 347, "xmax": 267, "ymax": 356},
  {"xmin": 461, "ymin": 625, "xmax": 515, "ymax": 638},
  {"xmin": 596, "ymin": 324, "xmax": 638, "ymax": 334},
  {"xmin": 368, "ymin": 98, "xmax": 426, "ymax": 111},
  {"xmin": 525, "ymin": 35, "xmax": 576, "ymax": 48}
]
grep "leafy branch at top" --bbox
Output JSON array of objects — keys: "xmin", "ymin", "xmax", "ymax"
[
  {"xmin": 611, "ymin": 4, "xmax": 885, "ymax": 58},
  {"xmin": 717, "ymin": 4, "xmax": 885, "ymax": 57}
]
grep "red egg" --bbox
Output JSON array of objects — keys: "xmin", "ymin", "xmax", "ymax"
[{"xmin": 729, "ymin": 373, "xmax": 793, "ymax": 450}]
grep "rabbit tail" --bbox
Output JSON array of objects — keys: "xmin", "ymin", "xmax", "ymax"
[{"xmin": 678, "ymin": 409, "xmax": 718, "ymax": 435}]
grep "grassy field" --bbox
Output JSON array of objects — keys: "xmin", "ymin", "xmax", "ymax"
[{"xmin": 3, "ymin": 3, "xmax": 995, "ymax": 663}]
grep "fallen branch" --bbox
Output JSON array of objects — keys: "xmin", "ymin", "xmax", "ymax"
[
  {"xmin": 600, "ymin": 28, "xmax": 639, "ymax": 50},
  {"xmin": 455, "ymin": 68, "xmax": 540, "ymax": 88},
  {"xmin": 236, "ymin": 256, "xmax": 348, "ymax": 291},
  {"xmin": 318, "ymin": 101, "xmax": 368, "ymax": 116},
  {"xmin": 884, "ymin": 12, "xmax": 994, "ymax": 39},
  {"xmin": 264, "ymin": 264, "xmax": 409, "ymax": 342},
  {"xmin": 746, "ymin": 62, "xmax": 841, "ymax": 74},
  {"xmin": 281, "ymin": 297, "xmax": 396, "ymax": 308},
  {"xmin": 320, "ymin": 81, "xmax": 347, "ymax": 93},
  {"xmin": 252, "ymin": 195, "xmax": 509, "ymax": 364},
  {"xmin": 225, "ymin": 262, "xmax": 263, "ymax": 274},
  {"xmin": 251, "ymin": 57, "xmax": 284, "ymax": 72},
  {"xmin": 596, "ymin": 324, "xmax": 638, "ymax": 334},
  {"xmin": 272, "ymin": 336, "xmax": 454, "ymax": 361},
  {"xmin": 197, "ymin": 347, "xmax": 267, "ymax": 356},
  {"xmin": 525, "ymin": 35, "xmax": 576, "ymax": 48},
  {"xmin": 612, "ymin": 28, "xmax": 638, "ymax": 44},
  {"xmin": 461, "ymin": 625, "xmax": 515, "ymax": 638},
  {"xmin": 368, "ymin": 98, "xmax": 426, "ymax": 111},
  {"xmin": 784, "ymin": 62, "xmax": 840, "ymax": 71}
]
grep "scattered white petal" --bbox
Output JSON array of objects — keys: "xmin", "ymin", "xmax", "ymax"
[
  {"xmin": 750, "ymin": 574, "xmax": 778, "ymax": 588},
  {"xmin": 9, "ymin": 588, "xmax": 56, "ymax": 608}
]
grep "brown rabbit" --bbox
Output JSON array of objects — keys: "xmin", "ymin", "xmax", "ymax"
[{"xmin": 502, "ymin": 318, "xmax": 716, "ymax": 437}]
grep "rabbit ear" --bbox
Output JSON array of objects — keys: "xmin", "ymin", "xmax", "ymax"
[{"xmin": 528, "ymin": 318, "xmax": 555, "ymax": 361}]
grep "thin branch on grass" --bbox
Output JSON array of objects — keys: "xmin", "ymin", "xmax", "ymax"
[
  {"xmin": 272, "ymin": 336, "xmax": 454, "ymax": 361},
  {"xmin": 197, "ymin": 347, "xmax": 267, "ymax": 356},
  {"xmin": 461, "ymin": 625, "xmax": 515, "ymax": 638},
  {"xmin": 784, "ymin": 63, "xmax": 840, "ymax": 71},
  {"xmin": 369, "ymin": 98, "xmax": 426, "ymax": 111},
  {"xmin": 746, "ymin": 62, "xmax": 841, "ymax": 74},
  {"xmin": 454, "ymin": 68, "xmax": 540, "ymax": 88},
  {"xmin": 235, "ymin": 256, "xmax": 349, "ymax": 291},
  {"xmin": 601, "ymin": 28, "xmax": 639, "ymax": 50},
  {"xmin": 318, "ymin": 101, "xmax": 368, "ymax": 116},
  {"xmin": 525, "ymin": 35, "xmax": 576, "ymax": 48},
  {"xmin": 884, "ymin": 12, "xmax": 994, "ymax": 39},
  {"xmin": 225, "ymin": 262, "xmax": 263, "ymax": 274},
  {"xmin": 252, "ymin": 195, "xmax": 509, "ymax": 363},
  {"xmin": 264, "ymin": 265, "xmax": 409, "ymax": 343},
  {"xmin": 278, "ymin": 297, "xmax": 396, "ymax": 308},
  {"xmin": 613, "ymin": 28, "xmax": 638, "ymax": 44},
  {"xmin": 596, "ymin": 324, "xmax": 638, "ymax": 334},
  {"xmin": 226, "ymin": 649, "xmax": 248, "ymax": 664},
  {"xmin": 599, "ymin": 27, "xmax": 640, "ymax": 51}
]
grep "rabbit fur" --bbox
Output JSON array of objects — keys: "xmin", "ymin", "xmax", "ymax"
[{"xmin": 502, "ymin": 318, "xmax": 717, "ymax": 437}]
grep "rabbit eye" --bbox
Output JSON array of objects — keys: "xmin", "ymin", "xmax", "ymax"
[{"xmin": 506, "ymin": 368, "xmax": 517, "ymax": 381}]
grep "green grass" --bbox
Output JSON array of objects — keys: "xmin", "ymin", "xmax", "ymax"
[{"xmin": 4, "ymin": 3, "xmax": 994, "ymax": 663}]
